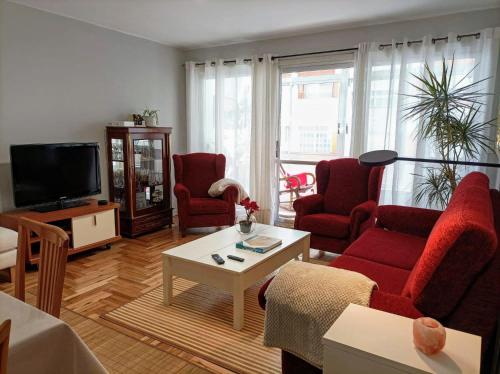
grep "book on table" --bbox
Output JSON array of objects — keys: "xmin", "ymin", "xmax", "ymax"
[{"xmin": 236, "ymin": 235, "xmax": 282, "ymax": 253}]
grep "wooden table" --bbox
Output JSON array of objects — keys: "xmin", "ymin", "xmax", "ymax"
[
  {"xmin": 322, "ymin": 304, "xmax": 481, "ymax": 374},
  {"xmin": 162, "ymin": 224, "xmax": 310, "ymax": 330},
  {"xmin": 0, "ymin": 292, "xmax": 107, "ymax": 374}
]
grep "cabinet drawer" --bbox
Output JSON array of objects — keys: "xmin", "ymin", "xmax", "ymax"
[{"xmin": 72, "ymin": 210, "xmax": 116, "ymax": 248}]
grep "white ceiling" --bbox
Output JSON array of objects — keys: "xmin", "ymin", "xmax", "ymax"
[{"xmin": 9, "ymin": 0, "xmax": 500, "ymax": 49}]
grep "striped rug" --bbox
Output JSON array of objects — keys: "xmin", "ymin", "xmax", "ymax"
[{"xmin": 103, "ymin": 277, "xmax": 280, "ymax": 373}]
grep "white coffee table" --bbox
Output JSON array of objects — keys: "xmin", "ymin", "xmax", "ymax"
[{"xmin": 162, "ymin": 224, "xmax": 310, "ymax": 330}]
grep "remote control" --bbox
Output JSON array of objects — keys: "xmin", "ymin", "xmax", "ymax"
[
  {"xmin": 227, "ymin": 255, "xmax": 245, "ymax": 262},
  {"xmin": 211, "ymin": 254, "xmax": 225, "ymax": 265}
]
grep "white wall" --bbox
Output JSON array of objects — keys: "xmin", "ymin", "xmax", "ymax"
[
  {"xmin": 185, "ymin": 8, "xmax": 500, "ymax": 60},
  {"xmin": 0, "ymin": 1, "xmax": 186, "ymax": 211}
]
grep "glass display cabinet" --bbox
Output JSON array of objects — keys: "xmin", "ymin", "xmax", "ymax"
[{"xmin": 106, "ymin": 126, "xmax": 172, "ymax": 237}]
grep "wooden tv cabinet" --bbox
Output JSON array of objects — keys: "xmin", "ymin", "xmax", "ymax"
[{"xmin": 0, "ymin": 199, "xmax": 121, "ymax": 265}]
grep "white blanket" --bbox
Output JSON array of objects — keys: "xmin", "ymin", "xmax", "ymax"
[
  {"xmin": 208, "ymin": 178, "xmax": 249, "ymax": 202},
  {"xmin": 264, "ymin": 261, "xmax": 377, "ymax": 368}
]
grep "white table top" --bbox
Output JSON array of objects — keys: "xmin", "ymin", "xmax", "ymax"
[
  {"xmin": 0, "ymin": 292, "xmax": 107, "ymax": 374},
  {"xmin": 323, "ymin": 304, "xmax": 481, "ymax": 374},
  {"xmin": 163, "ymin": 224, "xmax": 310, "ymax": 274}
]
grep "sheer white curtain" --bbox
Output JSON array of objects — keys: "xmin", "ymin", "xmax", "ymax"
[
  {"xmin": 186, "ymin": 59, "xmax": 252, "ymax": 190},
  {"xmin": 352, "ymin": 28, "xmax": 500, "ymax": 206},
  {"xmin": 186, "ymin": 56, "xmax": 280, "ymax": 223},
  {"xmin": 251, "ymin": 55, "xmax": 280, "ymax": 224}
]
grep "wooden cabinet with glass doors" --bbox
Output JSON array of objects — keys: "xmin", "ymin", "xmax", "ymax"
[{"xmin": 106, "ymin": 126, "xmax": 172, "ymax": 237}]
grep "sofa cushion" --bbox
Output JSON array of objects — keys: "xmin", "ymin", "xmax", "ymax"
[
  {"xmin": 402, "ymin": 172, "xmax": 498, "ymax": 318},
  {"xmin": 344, "ymin": 228, "xmax": 426, "ymax": 270},
  {"xmin": 189, "ymin": 198, "xmax": 229, "ymax": 215},
  {"xmin": 0, "ymin": 227, "xmax": 17, "ymax": 253},
  {"xmin": 330, "ymin": 255, "xmax": 410, "ymax": 295},
  {"xmin": 0, "ymin": 249, "xmax": 17, "ymax": 270},
  {"xmin": 298, "ymin": 213, "xmax": 350, "ymax": 238}
]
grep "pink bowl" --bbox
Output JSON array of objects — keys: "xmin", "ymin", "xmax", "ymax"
[{"xmin": 413, "ymin": 317, "xmax": 446, "ymax": 355}]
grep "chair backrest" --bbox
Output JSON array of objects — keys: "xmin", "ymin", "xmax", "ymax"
[
  {"xmin": 316, "ymin": 158, "xmax": 383, "ymax": 215},
  {"xmin": 0, "ymin": 319, "xmax": 10, "ymax": 374},
  {"xmin": 173, "ymin": 153, "xmax": 226, "ymax": 198},
  {"xmin": 15, "ymin": 218, "xmax": 69, "ymax": 318},
  {"xmin": 402, "ymin": 172, "xmax": 497, "ymax": 319}
]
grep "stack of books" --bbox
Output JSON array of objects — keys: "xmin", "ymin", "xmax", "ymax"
[{"xmin": 236, "ymin": 235, "xmax": 282, "ymax": 253}]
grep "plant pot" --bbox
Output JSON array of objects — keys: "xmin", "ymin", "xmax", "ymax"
[
  {"xmin": 239, "ymin": 220, "xmax": 253, "ymax": 234},
  {"xmin": 144, "ymin": 116, "xmax": 157, "ymax": 127}
]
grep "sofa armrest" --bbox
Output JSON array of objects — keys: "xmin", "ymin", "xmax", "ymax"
[
  {"xmin": 259, "ymin": 278, "xmax": 424, "ymax": 321},
  {"xmin": 377, "ymin": 205, "xmax": 442, "ymax": 238},
  {"xmin": 370, "ymin": 290, "xmax": 423, "ymax": 319},
  {"xmin": 222, "ymin": 185, "xmax": 239, "ymax": 204},
  {"xmin": 349, "ymin": 200, "xmax": 377, "ymax": 242},
  {"xmin": 293, "ymin": 194, "xmax": 324, "ymax": 217},
  {"xmin": 258, "ymin": 277, "xmax": 274, "ymax": 310}
]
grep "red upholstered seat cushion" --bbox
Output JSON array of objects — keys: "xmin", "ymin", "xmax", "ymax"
[
  {"xmin": 330, "ymin": 255, "xmax": 411, "ymax": 295},
  {"xmin": 402, "ymin": 172, "xmax": 498, "ymax": 318},
  {"xmin": 189, "ymin": 198, "xmax": 229, "ymax": 215},
  {"xmin": 298, "ymin": 213, "xmax": 350, "ymax": 238},
  {"xmin": 344, "ymin": 228, "xmax": 426, "ymax": 270}
]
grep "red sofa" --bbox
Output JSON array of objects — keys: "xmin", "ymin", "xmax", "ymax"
[
  {"xmin": 293, "ymin": 158, "xmax": 384, "ymax": 253},
  {"xmin": 173, "ymin": 153, "xmax": 238, "ymax": 236},
  {"xmin": 260, "ymin": 172, "xmax": 500, "ymax": 373}
]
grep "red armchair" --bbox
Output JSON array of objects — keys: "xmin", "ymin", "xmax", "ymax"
[
  {"xmin": 173, "ymin": 153, "xmax": 238, "ymax": 236},
  {"xmin": 294, "ymin": 158, "xmax": 384, "ymax": 253},
  {"xmin": 260, "ymin": 172, "xmax": 500, "ymax": 373}
]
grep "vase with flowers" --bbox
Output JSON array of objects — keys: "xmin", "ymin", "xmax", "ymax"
[{"xmin": 239, "ymin": 198, "xmax": 259, "ymax": 234}]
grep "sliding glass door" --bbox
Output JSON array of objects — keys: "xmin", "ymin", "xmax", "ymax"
[{"xmin": 277, "ymin": 62, "xmax": 354, "ymax": 222}]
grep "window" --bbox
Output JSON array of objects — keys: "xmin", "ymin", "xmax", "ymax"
[{"xmin": 280, "ymin": 67, "xmax": 354, "ymax": 161}]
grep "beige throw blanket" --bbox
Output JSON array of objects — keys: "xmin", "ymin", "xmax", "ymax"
[
  {"xmin": 208, "ymin": 178, "xmax": 249, "ymax": 202},
  {"xmin": 264, "ymin": 261, "xmax": 377, "ymax": 368}
]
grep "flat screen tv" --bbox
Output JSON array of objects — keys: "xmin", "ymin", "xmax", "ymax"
[{"xmin": 10, "ymin": 143, "xmax": 101, "ymax": 209}]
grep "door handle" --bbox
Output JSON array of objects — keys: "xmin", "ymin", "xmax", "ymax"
[{"xmin": 93, "ymin": 216, "xmax": 97, "ymax": 226}]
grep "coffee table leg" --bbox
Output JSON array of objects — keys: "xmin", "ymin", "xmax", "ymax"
[
  {"xmin": 302, "ymin": 236, "xmax": 310, "ymax": 262},
  {"xmin": 163, "ymin": 257, "xmax": 173, "ymax": 305},
  {"xmin": 233, "ymin": 281, "xmax": 244, "ymax": 330}
]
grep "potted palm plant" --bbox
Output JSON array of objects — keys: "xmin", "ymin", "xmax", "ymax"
[{"xmin": 403, "ymin": 57, "xmax": 497, "ymax": 208}]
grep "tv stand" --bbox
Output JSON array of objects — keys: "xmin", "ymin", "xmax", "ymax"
[
  {"xmin": 32, "ymin": 199, "xmax": 90, "ymax": 213},
  {"xmin": 0, "ymin": 199, "xmax": 121, "ymax": 265}
]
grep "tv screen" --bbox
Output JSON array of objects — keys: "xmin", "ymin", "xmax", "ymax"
[{"xmin": 10, "ymin": 143, "xmax": 101, "ymax": 207}]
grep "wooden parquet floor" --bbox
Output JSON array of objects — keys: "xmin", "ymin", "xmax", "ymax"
[{"xmin": 0, "ymin": 222, "xmax": 336, "ymax": 374}]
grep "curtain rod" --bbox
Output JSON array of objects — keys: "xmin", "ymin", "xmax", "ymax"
[{"xmin": 191, "ymin": 32, "xmax": 481, "ymax": 67}]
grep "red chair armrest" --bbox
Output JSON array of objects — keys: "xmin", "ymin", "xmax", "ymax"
[
  {"xmin": 174, "ymin": 183, "xmax": 191, "ymax": 210},
  {"xmin": 377, "ymin": 205, "xmax": 442, "ymax": 238},
  {"xmin": 349, "ymin": 200, "xmax": 377, "ymax": 241},
  {"xmin": 293, "ymin": 194, "xmax": 324, "ymax": 216},
  {"xmin": 370, "ymin": 291, "xmax": 423, "ymax": 319},
  {"xmin": 174, "ymin": 183, "xmax": 190, "ymax": 200},
  {"xmin": 222, "ymin": 185, "xmax": 239, "ymax": 204}
]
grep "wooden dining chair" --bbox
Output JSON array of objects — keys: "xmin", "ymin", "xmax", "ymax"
[
  {"xmin": 0, "ymin": 319, "xmax": 11, "ymax": 374},
  {"xmin": 15, "ymin": 218, "xmax": 69, "ymax": 318}
]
